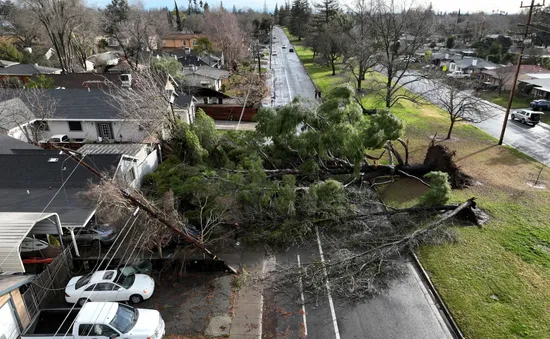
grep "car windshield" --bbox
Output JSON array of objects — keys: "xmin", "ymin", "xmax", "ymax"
[
  {"xmin": 115, "ymin": 273, "xmax": 136, "ymax": 289},
  {"xmin": 110, "ymin": 304, "xmax": 139, "ymax": 334},
  {"xmin": 75, "ymin": 273, "xmax": 93, "ymax": 290}
]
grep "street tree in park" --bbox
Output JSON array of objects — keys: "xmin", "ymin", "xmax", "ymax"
[
  {"xmin": 433, "ymin": 76, "xmax": 492, "ymax": 139},
  {"xmin": 289, "ymin": 0, "xmax": 310, "ymax": 40},
  {"xmin": 314, "ymin": 0, "xmax": 339, "ymax": 24},
  {"xmin": 369, "ymin": 0, "xmax": 434, "ymax": 108},
  {"xmin": 342, "ymin": 0, "xmax": 378, "ymax": 90},
  {"xmin": 318, "ymin": 20, "xmax": 346, "ymax": 76}
]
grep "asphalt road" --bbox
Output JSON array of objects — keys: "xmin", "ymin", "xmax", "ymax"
[
  {"xmin": 395, "ymin": 71, "xmax": 550, "ymax": 166},
  {"xmin": 262, "ymin": 26, "xmax": 454, "ymax": 339},
  {"xmin": 270, "ymin": 27, "xmax": 316, "ymax": 107}
]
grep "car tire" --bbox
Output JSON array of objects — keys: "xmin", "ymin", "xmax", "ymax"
[
  {"xmin": 78, "ymin": 298, "xmax": 89, "ymax": 307},
  {"xmin": 130, "ymin": 294, "xmax": 143, "ymax": 304},
  {"xmin": 511, "ymin": 115, "xmax": 515, "ymax": 121},
  {"xmin": 521, "ymin": 118, "xmax": 526, "ymax": 124}
]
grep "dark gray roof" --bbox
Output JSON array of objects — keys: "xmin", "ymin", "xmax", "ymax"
[
  {"xmin": 174, "ymin": 95, "xmax": 196, "ymax": 109},
  {"xmin": 0, "ymin": 151, "xmax": 121, "ymax": 227},
  {"xmin": 28, "ymin": 73, "xmax": 123, "ymax": 89},
  {"xmin": 31, "ymin": 89, "xmax": 121, "ymax": 120},
  {"xmin": 0, "ymin": 64, "xmax": 61, "ymax": 75},
  {"xmin": 78, "ymin": 143, "xmax": 145, "ymax": 157},
  {"xmin": 0, "ymin": 136, "xmax": 41, "ymax": 154}
]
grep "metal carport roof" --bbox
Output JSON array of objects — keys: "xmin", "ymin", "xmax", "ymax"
[{"xmin": 0, "ymin": 212, "xmax": 62, "ymax": 273}]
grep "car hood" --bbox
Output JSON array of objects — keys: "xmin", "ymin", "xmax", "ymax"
[
  {"xmin": 132, "ymin": 274, "xmax": 155, "ymax": 293},
  {"xmin": 127, "ymin": 309, "xmax": 161, "ymax": 336}
]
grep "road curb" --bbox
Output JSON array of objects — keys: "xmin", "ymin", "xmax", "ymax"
[
  {"xmin": 410, "ymin": 251, "xmax": 465, "ymax": 339},
  {"xmin": 279, "ymin": 26, "xmax": 318, "ymax": 92},
  {"xmin": 372, "ymin": 184, "xmax": 465, "ymax": 339}
]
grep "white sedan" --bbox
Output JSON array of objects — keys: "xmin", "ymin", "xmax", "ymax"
[
  {"xmin": 282, "ymin": 44, "xmax": 287, "ymax": 49},
  {"xmin": 65, "ymin": 269, "xmax": 155, "ymax": 306}
]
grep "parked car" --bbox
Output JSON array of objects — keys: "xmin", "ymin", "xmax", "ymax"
[
  {"xmin": 272, "ymin": 51, "xmax": 278, "ymax": 56},
  {"xmin": 282, "ymin": 44, "xmax": 287, "ymax": 49},
  {"xmin": 289, "ymin": 48, "xmax": 294, "ymax": 52},
  {"xmin": 61, "ymin": 225, "xmax": 117, "ymax": 247},
  {"xmin": 511, "ymin": 109, "xmax": 543, "ymax": 126},
  {"xmin": 447, "ymin": 71, "xmax": 470, "ymax": 78},
  {"xmin": 21, "ymin": 302, "xmax": 165, "ymax": 339},
  {"xmin": 65, "ymin": 269, "xmax": 155, "ymax": 306},
  {"xmin": 529, "ymin": 99, "xmax": 550, "ymax": 111}
]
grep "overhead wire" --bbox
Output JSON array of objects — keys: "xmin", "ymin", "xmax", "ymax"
[{"xmin": 49, "ymin": 207, "xmax": 139, "ymax": 338}]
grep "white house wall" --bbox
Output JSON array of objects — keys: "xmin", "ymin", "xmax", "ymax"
[
  {"xmin": 117, "ymin": 149, "xmax": 158, "ymax": 188},
  {"xmin": 10, "ymin": 120, "xmax": 149, "ymax": 143}
]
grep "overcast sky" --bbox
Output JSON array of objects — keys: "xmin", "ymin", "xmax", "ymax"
[{"xmin": 115, "ymin": 0, "xmax": 524, "ymax": 15}]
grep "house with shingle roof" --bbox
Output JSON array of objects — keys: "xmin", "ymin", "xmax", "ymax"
[
  {"xmin": 0, "ymin": 88, "xmax": 148, "ymax": 143},
  {"xmin": 182, "ymin": 66, "xmax": 230, "ymax": 91}
]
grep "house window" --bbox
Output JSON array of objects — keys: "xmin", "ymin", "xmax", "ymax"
[
  {"xmin": 163, "ymin": 41, "xmax": 166, "ymax": 47},
  {"xmin": 68, "ymin": 121, "xmax": 83, "ymax": 131},
  {"xmin": 192, "ymin": 40, "xmax": 197, "ymax": 46},
  {"xmin": 126, "ymin": 167, "xmax": 136, "ymax": 183},
  {"xmin": 34, "ymin": 120, "xmax": 49, "ymax": 131},
  {"xmin": 183, "ymin": 40, "xmax": 187, "ymax": 46}
]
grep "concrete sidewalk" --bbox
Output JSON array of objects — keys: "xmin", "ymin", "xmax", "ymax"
[{"xmin": 229, "ymin": 250, "xmax": 266, "ymax": 339}]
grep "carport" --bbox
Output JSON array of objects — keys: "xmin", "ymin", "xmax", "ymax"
[{"xmin": 0, "ymin": 212, "xmax": 65, "ymax": 273}]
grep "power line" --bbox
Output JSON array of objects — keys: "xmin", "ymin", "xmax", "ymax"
[
  {"xmin": 498, "ymin": 0, "xmax": 545, "ymax": 145},
  {"xmin": 49, "ymin": 208, "xmax": 139, "ymax": 339}
]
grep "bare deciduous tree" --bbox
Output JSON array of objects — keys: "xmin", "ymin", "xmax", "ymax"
[
  {"xmin": 104, "ymin": 0, "xmax": 156, "ymax": 70},
  {"xmin": 102, "ymin": 69, "xmax": 178, "ymax": 138},
  {"xmin": 434, "ymin": 77, "xmax": 493, "ymax": 139},
  {"xmin": 4, "ymin": 5, "xmax": 46, "ymax": 49},
  {"xmin": 369, "ymin": 0, "xmax": 434, "ymax": 108},
  {"xmin": 343, "ymin": 0, "xmax": 378, "ymax": 90},
  {"xmin": 492, "ymin": 66, "xmax": 515, "ymax": 95},
  {"xmin": 203, "ymin": 10, "xmax": 246, "ymax": 68},
  {"xmin": 24, "ymin": 0, "xmax": 86, "ymax": 73},
  {"xmin": 0, "ymin": 89, "xmax": 58, "ymax": 143}
]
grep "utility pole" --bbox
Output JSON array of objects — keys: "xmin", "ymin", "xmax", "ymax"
[
  {"xmin": 56, "ymin": 147, "xmax": 239, "ymax": 274},
  {"xmin": 269, "ymin": 24, "xmax": 273, "ymax": 69},
  {"xmin": 498, "ymin": 0, "xmax": 544, "ymax": 145}
]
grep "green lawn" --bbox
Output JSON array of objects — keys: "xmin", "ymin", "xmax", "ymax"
[
  {"xmin": 284, "ymin": 27, "xmax": 550, "ymax": 339},
  {"xmin": 480, "ymin": 91, "xmax": 532, "ymax": 109}
]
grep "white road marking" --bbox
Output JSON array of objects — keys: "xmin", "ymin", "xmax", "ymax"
[
  {"xmin": 315, "ymin": 226, "xmax": 341, "ymax": 339},
  {"xmin": 297, "ymin": 254, "xmax": 308, "ymax": 336},
  {"xmin": 259, "ymin": 255, "xmax": 276, "ymax": 337},
  {"xmin": 284, "ymin": 68, "xmax": 293, "ymax": 100}
]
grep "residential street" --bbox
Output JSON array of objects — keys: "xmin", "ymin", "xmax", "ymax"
[
  {"xmin": 263, "ymin": 26, "xmax": 454, "ymax": 339},
  {"xmin": 271, "ymin": 27, "xmax": 316, "ymax": 107},
  {"xmin": 396, "ymin": 71, "xmax": 550, "ymax": 166}
]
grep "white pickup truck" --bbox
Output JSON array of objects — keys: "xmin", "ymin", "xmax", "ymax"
[
  {"xmin": 446, "ymin": 71, "xmax": 470, "ymax": 78},
  {"xmin": 21, "ymin": 302, "xmax": 165, "ymax": 339}
]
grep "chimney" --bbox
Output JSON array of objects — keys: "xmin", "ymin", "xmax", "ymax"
[
  {"xmin": 445, "ymin": 53, "xmax": 449, "ymax": 59},
  {"xmin": 472, "ymin": 59, "xmax": 478, "ymax": 66}
]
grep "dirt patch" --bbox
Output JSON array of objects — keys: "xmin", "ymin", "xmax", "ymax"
[
  {"xmin": 429, "ymin": 134, "xmax": 460, "ymax": 142},
  {"xmin": 419, "ymin": 107, "xmax": 444, "ymax": 118},
  {"xmin": 526, "ymin": 181, "xmax": 547, "ymax": 189}
]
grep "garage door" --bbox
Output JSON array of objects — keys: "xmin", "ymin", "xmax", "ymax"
[{"xmin": 0, "ymin": 301, "xmax": 20, "ymax": 339}]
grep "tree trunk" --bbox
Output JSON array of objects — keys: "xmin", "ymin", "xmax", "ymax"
[
  {"xmin": 446, "ymin": 119, "xmax": 455, "ymax": 139},
  {"xmin": 385, "ymin": 66, "xmax": 392, "ymax": 108},
  {"xmin": 357, "ymin": 77, "xmax": 362, "ymax": 91},
  {"xmin": 331, "ymin": 58, "xmax": 336, "ymax": 76}
]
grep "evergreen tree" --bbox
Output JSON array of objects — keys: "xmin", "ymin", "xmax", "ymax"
[
  {"xmin": 166, "ymin": 7, "xmax": 174, "ymax": 28},
  {"xmin": 203, "ymin": 2, "xmax": 209, "ymax": 11},
  {"xmin": 290, "ymin": 0, "xmax": 310, "ymax": 40},
  {"xmin": 314, "ymin": 0, "xmax": 338, "ymax": 24},
  {"xmin": 274, "ymin": 4, "xmax": 279, "ymax": 23},
  {"xmin": 232, "ymin": 4, "xmax": 236, "ymax": 13},
  {"xmin": 263, "ymin": 0, "xmax": 268, "ymax": 14},
  {"xmin": 175, "ymin": 0, "xmax": 183, "ymax": 31}
]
